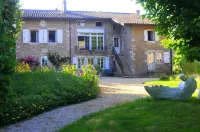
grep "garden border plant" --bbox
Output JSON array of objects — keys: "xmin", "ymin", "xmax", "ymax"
[{"xmin": 0, "ymin": 65, "xmax": 100, "ymax": 126}]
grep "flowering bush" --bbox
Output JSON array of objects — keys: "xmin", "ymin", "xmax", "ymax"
[
  {"xmin": 19, "ymin": 56, "xmax": 40, "ymax": 70},
  {"xmin": 15, "ymin": 62, "xmax": 31, "ymax": 73},
  {"xmin": 40, "ymin": 66, "xmax": 51, "ymax": 72},
  {"xmin": 80, "ymin": 65, "xmax": 99, "ymax": 95},
  {"xmin": 63, "ymin": 65, "xmax": 77, "ymax": 75}
]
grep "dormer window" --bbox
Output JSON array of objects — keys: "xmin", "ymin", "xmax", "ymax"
[
  {"xmin": 77, "ymin": 21, "xmax": 85, "ymax": 27},
  {"xmin": 95, "ymin": 22, "xmax": 103, "ymax": 27}
]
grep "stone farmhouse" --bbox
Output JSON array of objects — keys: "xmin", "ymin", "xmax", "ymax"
[{"xmin": 17, "ymin": 1, "xmax": 172, "ymax": 77}]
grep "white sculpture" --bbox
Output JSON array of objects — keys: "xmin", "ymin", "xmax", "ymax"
[{"xmin": 145, "ymin": 74, "xmax": 197, "ymax": 100}]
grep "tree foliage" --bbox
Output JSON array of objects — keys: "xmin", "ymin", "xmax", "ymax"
[
  {"xmin": 0, "ymin": 0, "xmax": 22, "ymax": 103},
  {"xmin": 137, "ymin": 0, "xmax": 200, "ymax": 62}
]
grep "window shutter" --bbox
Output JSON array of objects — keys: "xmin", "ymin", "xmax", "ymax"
[
  {"xmin": 72, "ymin": 57, "xmax": 78, "ymax": 67},
  {"xmin": 105, "ymin": 57, "xmax": 110, "ymax": 69},
  {"xmin": 144, "ymin": 30, "xmax": 148, "ymax": 41},
  {"xmin": 23, "ymin": 29, "xmax": 29, "ymax": 43},
  {"xmin": 163, "ymin": 52, "xmax": 170, "ymax": 63},
  {"xmin": 43, "ymin": 29, "xmax": 48, "ymax": 43},
  {"xmin": 57, "ymin": 29, "xmax": 63, "ymax": 43},
  {"xmin": 39, "ymin": 29, "xmax": 44, "ymax": 43},
  {"xmin": 155, "ymin": 32, "xmax": 159, "ymax": 41}
]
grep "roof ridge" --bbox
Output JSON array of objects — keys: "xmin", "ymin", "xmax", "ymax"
[
  {"xmin": 21, "ymin": 9, "xmax": 63, "ymax": 12},
  {"xmin": 66, "ymin": 10, "xmax": 135, "ymax": 14}
]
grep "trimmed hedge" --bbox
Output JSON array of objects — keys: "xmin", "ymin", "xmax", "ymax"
[{"xmin": 0, "ymin": 71, "xmax": 100, "ymax": 126}]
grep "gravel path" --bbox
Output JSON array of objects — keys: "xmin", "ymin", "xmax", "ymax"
[{"xmin": 1, "ymin": 77, "xmax": 157, "ymax": 132}]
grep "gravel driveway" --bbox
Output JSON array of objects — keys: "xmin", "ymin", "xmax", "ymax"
[{"xmin": 1, "ymin": 77, "xmax": 157, "ymax": 132}]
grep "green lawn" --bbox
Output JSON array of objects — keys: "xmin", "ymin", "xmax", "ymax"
[
  {"xmin": 144, "ymin": 80, "xmax": 200, "ymax": 89},
  {"xmin": 60, "ymin": 97, "xmax": 200, "ymax": 132}
]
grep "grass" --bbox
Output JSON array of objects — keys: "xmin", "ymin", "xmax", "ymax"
[
  {"xmin": 60, "ymin": 97, "xmax": 200, "ymax": 132},
  {"xmin": 0, "ymin": 71, "xmax": 99, "ymax": 126},
  {"xmin": 144, "ymin": 80, "xmax": 200, "ymax": 89}
]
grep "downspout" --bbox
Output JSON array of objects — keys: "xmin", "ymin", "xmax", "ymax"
[
  {"xmin": 170, "ymin": 49, "xmax": 173, "ymax": 75},
  {"xmin": 69, "ymin": 20, "xmax": 72, "ymax": 64}
]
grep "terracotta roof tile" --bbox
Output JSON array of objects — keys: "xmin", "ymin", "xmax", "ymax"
[{"xmin": 22, "ymin": 9, "xmax": 153, "ymax": 25}]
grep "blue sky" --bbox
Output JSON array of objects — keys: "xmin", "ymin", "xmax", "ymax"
[{"xmin": 20, "ymin": 0, "xmax": 145, "ymax": 14}]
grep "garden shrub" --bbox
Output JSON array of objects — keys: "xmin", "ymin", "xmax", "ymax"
[
  {"xmin": 39, "ymin": 66, "xmax": 51, "ymax": 72},
  {"xmin": 159, "ymin": 76, "xmax": 170, "ymax": 81},
  {"xmin": 63, "ymin": 65, "xmax": 77, "ymax": 75},
  {"xmin": 15, "ymin": 62, "xmax": 31, "ymax": 73},
  {"xmin": 19, "ymin": 56, "xmax": 40, "ymax": 70},
  {"xmin": 80, "ymin": 65, "xmax": 100, "ymax": 96},
  {"xmin": 0, "ymin": 71, "xmax": 100, "ymax": 126}
]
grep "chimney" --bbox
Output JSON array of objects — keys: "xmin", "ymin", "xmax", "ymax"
[
  {"xmin": 136, "ymin": 10, "xmax": 140, "ymax": 15},
  {"xmin": 63, "ymin": 0, "xmax": 67, "ymax": 12}
]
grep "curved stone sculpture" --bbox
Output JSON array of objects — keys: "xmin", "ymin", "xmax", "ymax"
[{"xmin": 145, "ymin": 77, "xmax": 197, "ymax": 100}]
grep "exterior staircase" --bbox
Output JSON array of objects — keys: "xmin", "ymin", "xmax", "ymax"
[
  {"xmin": 112, "ymin": 48, "xmax": 134, "ymax": 77},
  {"xmin": 118, "ymin": 55, "xmax": 134, "ymax": 77}
]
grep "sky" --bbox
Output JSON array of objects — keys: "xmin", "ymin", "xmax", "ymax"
[{"xmin": 20, "ymin": 0, "xmax": 145, "ymax": 14}]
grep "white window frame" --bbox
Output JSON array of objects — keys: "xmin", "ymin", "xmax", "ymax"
[
  {"xmin": 77, "ymin": 57, "xmax": 85, "ymax": 69},
  {"xmin": 48, "ymin": 30, "xmax": 57, "ymax": 43},
  {"xmin": 144, "ymin": 29, "xmax": 159, "ymax": 42},
  {"xmin": 88, "ymin": 57, "xmax": 94, "ymax": 66},
  {"xmin": 147, "ymin": 30, "xmax": 156, "ymax": 42},
  {"xmin": 77, "ymin": 32, "xmax": 104, "ymax": 51},
  {"xmin": 95, "ymin": 21, "xmax": 103, "ymax": 27},
  {"xmin": 97, "ymin": 57, "xmax": 105, "ymax": 69},
  {"xmin": 147, "ymin": 50, "xmax": 164, "ymax": 64},
  {"xmin": 41, "ymin": 56, "xmax": 48, "ymax": 67},
  {"xmin": 29, "ymin": 30, "xmax": 39, "ymax": 44}
]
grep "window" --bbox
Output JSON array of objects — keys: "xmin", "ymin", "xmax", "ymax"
[
  {"xmin": 95, "ymin": 22, "xmax": 103, "ymax": 27},
  {"xmin": 147, "ymin": 52, "xmax": 155, "ymax": 64},
  {"xmin": 78, "ymin": 58, "xmax": 85, "ymax": 68},
  {"xmin": 48, "ymin": 31, "xmax": 56, "ymax": 43},
  {"xmin": 41, "ymin": 56, "xmax": 48, "ymax": 67},
  {"xmin": 156, "ymin": 52, "xmax": 163, "ymax": 63},
  {"xmin": 88, "ymin": 58, "xmax": 94, "ymax": 65},
  {"xmin": 92, "ymin": 36, "xmax": 97, "ymax": 50},
  {"xmin": 98, "ymin": 36, "xmax": 103, "ymax": 50},
  {"xmin": 113, "ymin": 24, "xmax": 120, "ymax": 30},
  {"xmin": 77, "ymin": 21, "xmax": 85, "ymax": 26},
  {"xmin": 114, "ymin": 38, "xmax": 119, "ymax": 47},
  {"xmin": 30, "ymin": 30, "xmax": 39, "ymax": 43},
  {"xmin": 78, "ymin": 36, "xmax": 89, "ymax": 50},
  {"xmin": 77, "ymin": 33, "xmax": 104, "ymax": 51},
  {"xmin": 97, "ymin": 57, "xmax": 104, "ymax": 69},
  {"xmin": 148, "ymin": 31, "xmax": 155, "ymax": 41}
]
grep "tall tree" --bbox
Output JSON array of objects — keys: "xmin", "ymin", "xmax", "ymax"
[
  {"xmin": 0, "ymin": 0, "xmax": 22, "ymax": 104},
  {"xmin": 137, "ymin": 0, "xmax": 200, "ymax": 62}
]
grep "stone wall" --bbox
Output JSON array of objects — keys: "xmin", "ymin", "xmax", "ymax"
[
  {"xmin": 131, "ymin": 25, "xmax": 170, "ymax": 76},
  {"xmin": 16, "ymin": 20, "xmax": 70, "ymax": 60}
]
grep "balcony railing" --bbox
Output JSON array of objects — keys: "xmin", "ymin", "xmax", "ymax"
[{"xmin": 75, "ymin": 46, "xmax": 107, "ymax": 51}]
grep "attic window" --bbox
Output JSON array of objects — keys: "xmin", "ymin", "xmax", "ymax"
[
  {"xmin": 95, "ymin": 22, "xmax": 103, "ymax": 27},
  {"xmin": 77, "ymin": 21, "xmax": 85, "ymax": 26}
]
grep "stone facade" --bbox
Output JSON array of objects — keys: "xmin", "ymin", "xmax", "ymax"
[
  {"xmin": 17, "ymin": 19, "xmax": 171, "ymax": 76},
  {"xmin": 131, "ymin": 25, "xmax": 171, "ymax": 76},
  {"xmin": 17, "ymin": 20, "xmax": 70, "ymax": 60}
]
